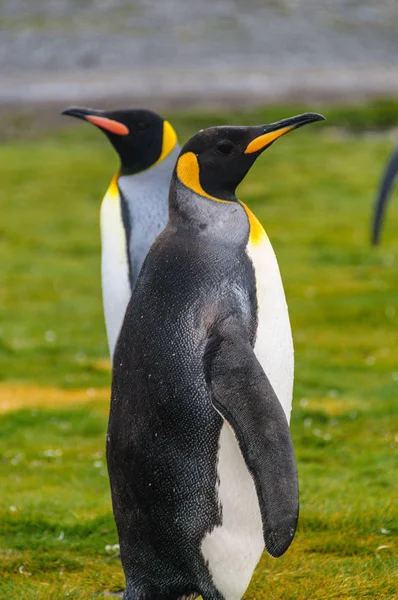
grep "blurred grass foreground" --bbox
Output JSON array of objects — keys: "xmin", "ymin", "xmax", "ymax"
[{"xmin": 0, "ymin": 102, "xmax": 397, "ymax": 599}]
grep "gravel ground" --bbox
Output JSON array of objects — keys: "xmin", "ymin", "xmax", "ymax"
[{"xmin": 1, "ymin": 0, "xmax": 398, "ymax": 106}]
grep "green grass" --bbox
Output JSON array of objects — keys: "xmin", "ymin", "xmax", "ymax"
[{"xmin": 0, "ymin": 104, "xmax": 397, "ymax": 598}]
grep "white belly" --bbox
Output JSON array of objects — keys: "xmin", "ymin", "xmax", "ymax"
[
  {"xmin": 201, "ymin": 423, "xmax": 264, "ymax": 600},
  {"xmin": 201, "ymin": 223, "xmax": 294, "ymax": 599},
  {"xmin": 247, "ymin": 233, "xmax": 294, "ymax": 423},
  {"xmin": 100, "ymin": 178, "xmax": 131, "ymax": 360}
]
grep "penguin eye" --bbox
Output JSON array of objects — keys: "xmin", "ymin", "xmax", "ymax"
[
  {"xmin": 137, "ymin": 122, "xmax": 150, "ymax": 133},
  {"xmin": 216, "ymin": 142, "xmax": 234, "ymax": 155}
]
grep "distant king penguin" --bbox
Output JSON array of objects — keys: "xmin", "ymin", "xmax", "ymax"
[
  {"xmin": 372, "ymin": 142, "xmax": 398, "ymax": 244},
  {"xmin": 108, "ymin": 112, "xmax": 325, "ymax": 600},
  {"xmin": 62, "ymin": 106, "xmax": 179, "ymax": 357}
]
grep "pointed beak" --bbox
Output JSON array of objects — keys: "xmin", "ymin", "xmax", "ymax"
[
  {"xmin": 61, "ymin": 105, "xmax": 129, "ymax": 136},
  {"xmin": 245, "ymin": 112, "xmax": 325, "ymax": 154}
]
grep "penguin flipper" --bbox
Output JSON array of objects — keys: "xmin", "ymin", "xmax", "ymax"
[
  {"xmin": 206, "ymin": 318, "xmax": 298, "ymax": 558},
  {"xmin": 372, "ymin": 145, "xmax": 398, "ymax": 245}
]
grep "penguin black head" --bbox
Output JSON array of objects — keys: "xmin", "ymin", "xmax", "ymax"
[
  {"xmin": 62, "ymin": 106, "xmax": 178, "ymax": 175},
  {"xmin": 175, "ymin": 113, "xmax": 325, "ymax": 203}
]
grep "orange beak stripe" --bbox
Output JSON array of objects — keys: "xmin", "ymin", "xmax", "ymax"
[
  {"xmin": 244, "ymin": 126, "xmax": 293, "ymax": 154},
  {"xmin": 85, "ymin": 115, "xmax": 129, "ymax": 136}
]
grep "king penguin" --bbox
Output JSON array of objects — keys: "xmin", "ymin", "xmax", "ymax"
[
  {"xmin": 108, "ymin": 112, "xmax": 325, "ymax": 600},
  {"xmin": 371, "ymin": 142, "xmax": 398, "ymax": 244},
  {"xmin": 62, "ymin": 106, "xmax": 180, "ymax": 358}
]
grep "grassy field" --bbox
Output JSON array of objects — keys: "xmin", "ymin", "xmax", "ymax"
[{"xmin": 0, "ymin": 102, "xmax": 397, "ymax": 599}]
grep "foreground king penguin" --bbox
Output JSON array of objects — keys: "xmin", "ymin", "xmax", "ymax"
[
  {"xmin": 62, "ymin": 106, "xmax": 180, "ymax": 357},
  {"xmin": 108, "ymin": 112, "xmax": 325, "ymax": 600}
]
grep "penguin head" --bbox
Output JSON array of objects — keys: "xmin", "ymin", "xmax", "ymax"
[
  {"xmin": 62, "ymin": 106, "xmax": 178, "ymax": 175},
  {"xmin": 175, "ymin": 113, "xmax": 325, "ymax": 203}
]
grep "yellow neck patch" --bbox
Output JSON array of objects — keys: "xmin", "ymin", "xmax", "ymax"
[
  {"xmin": 156, "ymin": 120, "xmax": 178, "ymax": 165},
  {"xmin": 176, "ymin": 152, "xmax": 231, "ymax": 203},
  {"xmin": 240, "ymin": 201, "xmax": 267, "ymax": 246},
  {"xmin": 106, "ymin": 173, "xmax": 120, "ymax": 201}
]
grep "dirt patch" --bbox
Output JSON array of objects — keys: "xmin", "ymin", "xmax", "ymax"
[
  {"xmin": 0, "ymin": 384, "xmax": 110, "ymax": 413},
  {"xmin": 303, "ymin": 396, "xmax": 365, "ymax": 416}
]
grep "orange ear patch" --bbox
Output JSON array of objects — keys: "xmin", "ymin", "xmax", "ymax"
[
  {"xmin": 85, "ymin": 115, "xmax": 129, "ymax": 136},
  {"xmin": 177, "ymin": 152, "xmax": 231, "ymax": 203}
]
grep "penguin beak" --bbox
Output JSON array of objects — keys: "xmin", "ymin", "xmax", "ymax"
[
  {"xmin": 245, "ymin": 113, "xmax": 325, "ymax": 154},
  {"xmin": 62, "ymin": 106, "xmax": 130, "ymax": 136}
]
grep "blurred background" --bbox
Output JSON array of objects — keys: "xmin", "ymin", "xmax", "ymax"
[
  {"xmin": 0, "ymin": 2, "xmax": 397, "ymax": 599},
  {"xmin": 2, "ymin": 0, "xmax": 398, "ymax": 108}
]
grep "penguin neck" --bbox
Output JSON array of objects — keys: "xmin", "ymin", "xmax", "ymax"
[
  {"xmin": 169, "ymin": 178, "xmax": 249, "ymax": 244},
  {"xmin": 119, "ymin": 145, "xmax": 180, "ymax": 179}
]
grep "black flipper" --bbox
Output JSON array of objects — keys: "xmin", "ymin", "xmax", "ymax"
[
  {"xmin": 206, "ymin": 317, "xmax": 298, "ymax": 558},
  {"xmin": 372, "ymin": 145, "xmax": 398, "ymax": 245}
]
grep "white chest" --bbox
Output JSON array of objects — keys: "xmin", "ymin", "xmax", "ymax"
[
  {"xmin": 246, "ymin": 233, "xmax": 294, "ymax": 423},
  {"xmin": 100, "ymin": 177, "xmax": 131, "ymax": 359}
]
